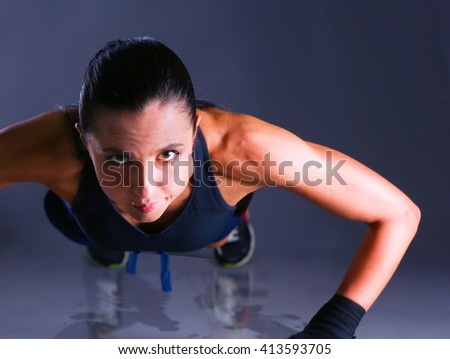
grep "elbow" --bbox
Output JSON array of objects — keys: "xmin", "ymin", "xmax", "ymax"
[
  {"xmin": 402, "ymin": 202, "xmax": 421, "ymax": 247},
  {"xmin": 404, "ymin": 199, "xmax": 421, "ymax": 229},
  {"xmin": 394, "ymin": 200, "xmax": 421, "ymax": 238},
  {"xmin": 372, "ymin": 200, "xmax": 421, "ymax": 238},
  {"xmin": 410, "ymin": 202, "xmax": 421, "ymax": 227}
]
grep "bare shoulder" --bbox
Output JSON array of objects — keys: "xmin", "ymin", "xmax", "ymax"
[
  {"xmin": 0, "ymin": 109, "xmax": 84, "ymax": 198},
  {"xmin": 198, "ymin": 107, "xmax": 299, "ymax": 197},
  {"xmin": 200, "ymin": 107, "xmax": 301, "ymax": 162}
]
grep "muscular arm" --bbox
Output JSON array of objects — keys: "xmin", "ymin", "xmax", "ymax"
[
  {"xmin": 242, "ymin": 116, "xmax": 420, "ymax": 311},
  {"xmin": 0, "ymin": 110, "xmax": 82, "ymax": 190},
  {"xmin": 296, "ymin": 141, "xmax": 420, "ymax": 311}
]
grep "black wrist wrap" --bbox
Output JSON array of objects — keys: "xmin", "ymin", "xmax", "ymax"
[{"xmin": 290, "ymin": 294, "xmax": 366, "ymax": 339}]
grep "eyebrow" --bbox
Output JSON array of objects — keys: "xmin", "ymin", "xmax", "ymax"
[{"xmin": 101, "ymin": 142, "xmax": 185, "ymax": 155}]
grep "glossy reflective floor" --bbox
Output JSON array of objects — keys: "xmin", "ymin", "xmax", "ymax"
[{"xmin": 1, "ymin": 228, "xmax": 449, "ymax": 339}]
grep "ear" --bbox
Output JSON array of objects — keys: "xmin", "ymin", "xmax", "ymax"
[
  {"xmin": 192, "ymin": 114, "xmax": 202, "ymax": 140},
  {"xmin": 74, "ymin": 122, "xmax": 92, "ymax": 160},
  {"xmin": 74, "ymin": 122, "xmax": 88, "ymax": 148}
]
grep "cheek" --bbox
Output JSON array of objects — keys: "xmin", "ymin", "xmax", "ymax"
[
  {"xmin": 92, "ymin": 159, "xmax": 129, "ymax": 201},
  {"xmin": 101, "ymin": 184, "xmax": 129, "ymax": 203},
  {"xmin": 162, "ymin": 155, "xmax": 193, "ymax": 194},
  {"xmin": 170, "ymin": 154, "xmax": 193, "ymax": 183}
]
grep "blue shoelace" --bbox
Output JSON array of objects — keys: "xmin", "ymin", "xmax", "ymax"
[{"xmin": 125, "ymin": 251, "xmax": 172, "ymax": 292}]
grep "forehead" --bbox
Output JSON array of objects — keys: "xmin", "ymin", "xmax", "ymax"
[{"xmin": 91, "ymin": 102, "xmax": 192, "ymax": 143}]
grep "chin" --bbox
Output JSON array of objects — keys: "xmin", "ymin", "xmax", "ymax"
[{"xmin": 137, "ymin": 213, "xmax": 163, "ymax": 223}]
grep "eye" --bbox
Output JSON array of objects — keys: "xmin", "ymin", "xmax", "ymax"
[
  {"xmin": 107, "ymin": 154, "xmax": 130, "ymax": 165},
  {"xmin": 158, "ymin": 150, "xmax": 179, "ymax": 162}
]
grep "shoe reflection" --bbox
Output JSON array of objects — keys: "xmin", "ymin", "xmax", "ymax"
[
  {"xmin": 54, "ymin": 257, "xmax": 179, "ymax": 338},
  {"xmin": 211, "ymin": 269, "xmax": 253, "ymax": 328},
  {"xmin": 197, "ymin": 266, "xmax": 302, "ymax": 339},
  {"xmin": 196, "ymin": 268, "xmax": 254, "ymax": 337},
  {"xmin": 84, "ymin": 266, "xmax": 123, "ymax": 338}
]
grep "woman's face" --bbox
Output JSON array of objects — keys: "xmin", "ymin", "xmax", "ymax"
[{"xmin": 80, "ymin": 101, "xmax": 199, "ymax": 223}]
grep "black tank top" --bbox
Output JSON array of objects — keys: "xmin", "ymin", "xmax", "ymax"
[{"xmin": 70, "ymin": 127, "xmax": 253, "ymax": 253}]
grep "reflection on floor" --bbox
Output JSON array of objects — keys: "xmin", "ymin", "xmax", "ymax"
[
  {"xmin": 49, "ymin": 256, "xmax": 305, "ymax": 339},
  {"xmin": 1, "ymin": 234, "xmax": 449, "ymax": 339}
]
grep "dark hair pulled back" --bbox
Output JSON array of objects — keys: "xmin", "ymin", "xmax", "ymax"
[{"xmin": 79, "ymin": 37, "xmax": 196, "ymax": 133}]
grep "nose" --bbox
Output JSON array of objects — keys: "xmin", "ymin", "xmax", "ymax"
[{"xmin": 128, "ymin": 159, "xmax": 163, "ymax": 200}]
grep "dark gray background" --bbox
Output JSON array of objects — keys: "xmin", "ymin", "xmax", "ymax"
[{"xmin": 0, "ymin": 0, "xmax": 448, "ymax": 269}]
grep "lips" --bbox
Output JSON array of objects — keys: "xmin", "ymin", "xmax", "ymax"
[{"xmin": 132, "ymin": 200, "xmax": 161, "ymax": 214}]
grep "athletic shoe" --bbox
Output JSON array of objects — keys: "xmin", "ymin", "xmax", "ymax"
[
  {"xmin": 214, "ymin": 211, "xmax": 255, "ymax": 268},
  {"xmin": 87, "ymin": 246, "xmax": 129, "ymax": 269}
]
